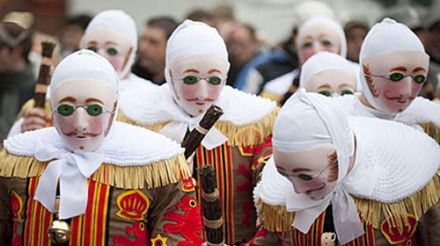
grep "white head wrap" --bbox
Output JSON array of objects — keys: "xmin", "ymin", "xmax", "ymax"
[
  {"xmin": 292, "ymin": 1, "xmax": 336, "ymax": 28},
  {"xmin": 272, "ymin": 89, "xmax": 364, "ymax": 244},
  {"xmin": 296, "ymin": 16, "xmax": 347, "ymax": 58},
  {"xmin": 81, "ymin": 10, "xmax": 137, "ymax": 80},
  {"xmin": 39, "ymin": 49, "xmax": 119, "ymax": 219},
  {"xmin": 50, "ymin": 49, "xmax": 119, "ymax": 109},
  {"xmin": 299, "ymin": 51, "xmax": 356, "ymax": 90},
  {"xmin": 359, "ymin": 18, "xmax": 428, "ymax": 112},
  {"xmin": 165, "ymin": 19, "xmax": 229, "ymax": 88}
]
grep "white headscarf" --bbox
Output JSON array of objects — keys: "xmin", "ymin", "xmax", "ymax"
[
  {"xmin": 299, "ymin": 51, "xmax": 356, "ymax": 89},
  {"xmin": 296, "ymin": 16, "xmax": 347, "ymax": 58},
  {"xmin": 272, "ymin": 89, "xmax": 364, "ymax": 244},
  {"xmin": 165, "ymin": 19, "xmax": 229, "ymax": 90},
  {"xmin": 81, "ymin": 10, "xmax": 138, "ymax": 80},
  {"xmin": 50, "ymin": 49, "xmax": 119, "ymax": 107},
  {"xmin": 359, "ymin": 18, "xmax": 427, "ymax": 112}
]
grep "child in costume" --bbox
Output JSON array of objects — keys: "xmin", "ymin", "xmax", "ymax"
[
  {"xmin": 299, "ymin": 51, "xmax": 357, "ymax": 97},
  {"xmin": 248, "ymin": 89, "xmax": 440, "ymax": 245},
  {"xmin": 0, "ymin": 50, "xmax": 202, "ymax": 245},
  {"xmin": 118, "ymin": 20, "xmax": 277, "ymax": 244},
  {"xmin": 8, "ymin": 10, "xmax": 156, "ymax": 137}
]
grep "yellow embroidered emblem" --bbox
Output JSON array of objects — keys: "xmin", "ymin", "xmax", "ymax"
[
  {"xmin": 116, "ymin": 190, "xmax": 150, "ymax": 221},
  {"xmin": 381, "ymin": 214, "xmax": 417, "ymax": 244}
]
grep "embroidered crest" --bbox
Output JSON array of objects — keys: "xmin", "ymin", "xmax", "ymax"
[
  {"xmin": 114, "ymin": 222, "xmax": 148, "ymax": 245},
  {"xmin": 381, "ymin": 214, "xmax": 418, "ymax": 244},
  {"xmin": 116, "ymin": 190, "xmax": 150, "ymax": 221},
  {"xmin": 163, "ymin": 196, "xmax": 203, "ymax": 246},
  {"xmin": 180, "ymin": 171, "xmax": 195, "ymax": 192},
  {"xmin": 151, "ymin": 234, "xmax": 168, "ymax": 246}
]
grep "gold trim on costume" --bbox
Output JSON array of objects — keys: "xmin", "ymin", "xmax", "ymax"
[
  {"xmin": 118, "ymin": 108, "xmax": 279, "ymax": 147},
  {"xmin": 257, "ymin": 171, "xmax": 440, "ymax": 232},
  {"xmin": 0, "ymin": 149, "xmax": 190, "ymax": 189},
  {"xmin": 419, "ymin": 122, "xmax": 440, "ymax": 144}
]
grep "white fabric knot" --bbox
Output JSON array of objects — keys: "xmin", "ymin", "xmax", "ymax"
[{"xmin": 34, "ymin": 145, "xmax": 103, "ymax": 219}]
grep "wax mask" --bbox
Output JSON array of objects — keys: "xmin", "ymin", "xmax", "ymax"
[
  {"xmin": 297, "ymin": 25, "xmax": 341, "ymax": 65},
  {"xmin": 305, "ymin": 69, "xmax": 356, "ymax": 97},
  {"xmin": 274, "ymin": 144, "xmax": 338, "ymax": 200},
  {"xmin": 169, "ymin": 54, "xmax": 230, "ymax": 117},
  {"xmin": 362, "ymin": 50, "xmax": 429, "ymax": 113},
  {"xmin": 80, "ymin": 27, "xmax": 132, "ymax": 78},
  {"xmin": 52, "ymin": 79, "xmax": 118, "ymax": 152}
]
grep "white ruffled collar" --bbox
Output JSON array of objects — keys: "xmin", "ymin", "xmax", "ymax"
[
  {"xmin": 256, "ymin": 116, "xmax": 440, "ymax": 211},
  {"xmin": 263, "ymin": 70, "xmax": 298, "ymax": 95},
  {"xmin": 337, "ymin": 95, "xmax": 440, "ymax": 130},
  {"xmin": 4, "ymin": 121, "xmax": 184, "ymax": 166},
  {"xmin": 118, "ymin": 85, "xmax": 276, "ymax": 149},
  {"xmin": 120, "ymin": 84, "xmax": 276, "ymax": 125},
  {"xmin": 119, "ymin": 73, "xmax": 157, "ymax": 93}
]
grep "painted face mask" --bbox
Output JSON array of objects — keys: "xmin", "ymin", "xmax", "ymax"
[
  {"xmin": 49, "ymin": 49, "xmax": 119, "ymax": 152},
  {"xmin": 169, "ymin": 54, "xmax": 229, "ymax": 117},
  {"xmin": 274, "ymin": 144, "xmax": 338, "ymax": 200},
  {"xmin": 305, "ymin": 69, "xmax": 356, "ymax": 97},
  {"xmin": 80, "ymin": 10, "xmax": 137, "ymax": 80},
  {"xmin": 80, "ymin": 26, "xmax": 132, "ymax": 78},
  {"xmin": 362, "ymin": 50, "xmax": 429, "ymax": 113},
  {"xmin": 296, "ymin": 16, "xmax": 346, "ymax": 65},
  {"xmin": 300, "ymin": 52, "xmax": 357, "ymax": 97},
  {"xmin": 52, "ymin": 79, "xmax": 118, "ymax": 152}
]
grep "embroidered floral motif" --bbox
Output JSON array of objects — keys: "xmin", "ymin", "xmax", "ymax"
[
  {"xmin": 163, "ymin": 196, "xmax": 203, "ymax": 246},
  {"xmin": 116, "ymin": 190, "xmax": 150, "ymax": 221},
  {"xmin": 381, "ymin": 214, "xmax": 418, "ymax": 245},
  {"xmin": 114, "ymin": 222, "xmax": 148, "ymax": 245}
]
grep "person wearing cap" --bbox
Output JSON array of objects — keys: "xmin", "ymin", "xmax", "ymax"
[
  {"xmin": 0, "ymin": 50, "xmax": 202, "ymax": 245},
  {"xmin": 299, "ymin": 52, "xmax": 357, "ymax": 97},
  {"xmin": 247, "ymin": 90, "xmax": 440, "ymax": 245},
  {"xmin": 339, "ymin": 18, "xmax": 440, "ymax": 142},
  {"xmin": 8, "ymin": 10, "xmax": 157, "ymax": 138},
  {"xmin": 261, "ymin": 16, "xmax": 360, "ymax": 106},
  {"xmin": 117, "ymin": 20, "xmax": 277, "ymax": 244}
]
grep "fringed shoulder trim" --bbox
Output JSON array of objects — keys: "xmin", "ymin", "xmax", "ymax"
[
  {"xmin": 0, "ymin": 149, "xmax": 190, "ymax": 190},
  {"xmin": 260, "ymin": 91, "xmax": 282, "ymax": 106},
  {"xmin": 256, "ymin": 199, "xmax": 295, "ymax": 232},
  {"xmin": 118, "ymin": 107, "xmax": 279, "ymax": 147},
  {"xmin": 116, "ymin": 110, "xmax": 168, "ymax": 132},
  {"xmin": 354, "ymin": 170, "xmax": 440, "ymax": 229},
  {"xmin": 257, "ymin": 171, "xmax": 440, "ymax": 232},
  {"xmin": 420, "ymin": 122, "xmax": 440, "ymax": 144},
  {"xmin": 215, "ymin": 107, "xmax": 279, "ymax": 146}
]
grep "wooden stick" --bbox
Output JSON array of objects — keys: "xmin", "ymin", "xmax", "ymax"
[
  {"xmin": 181, "ymin": 105, "xmax": 223, "ymax": 159},
  {"xmin": 34, "ymin": 41, "xmax": 56, "ymax": 109},
  {"xmin": 199, "ymin": 165, "xmax": 224, "ymax": 245}
]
